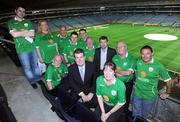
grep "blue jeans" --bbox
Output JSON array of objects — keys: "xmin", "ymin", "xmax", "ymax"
[
  {"xmin": 18, "ymin": 50, "xmax": 41, "ymax": 84},
  {"xmin": 132, "ymin": 96, "xmax": 157, "ymax": 120}
]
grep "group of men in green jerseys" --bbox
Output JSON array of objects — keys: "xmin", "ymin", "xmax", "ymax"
[{"xmin": 8, "ymin": 6, "xmax": 172, "ymax": 121}]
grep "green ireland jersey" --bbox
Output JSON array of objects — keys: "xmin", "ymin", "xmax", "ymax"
[
  {"xmin": 45, "ymin": 63, "xmax": 68, "ymax": 89},
  {"xmin": 35, "ymin": 33, "xmax": 58, "ymax": 64},
  {"xmin": 53, "ymin": 33, "xmax": 70, "ymax": 53},
  {"xmin": 96, "ymin": 76, "xmax": 126, "ymax": 106},
  {"xmin": 112, "ymin": 52, "xmax": 136, "ymax": 83},
  {"xmin": 62, "ymin": 40, "xmax": 80, "ymax": 64},
  {"xmin": 8, "ymin": 17, "xmax": 34, "ymax": 53},
  {"xmin": 84, "ymin": 46, "xmax": 97, "ymax": 62},
  {"xmin": 134, "ymin": 58, "xmax": 171, "ymax": 100},
  {"xmin": 78, "ymin": 38, "xmax": 86, "ymax": 49}
]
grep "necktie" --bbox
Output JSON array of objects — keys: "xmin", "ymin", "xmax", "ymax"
[{"xmin": 80, "ymin": 67, "xmax": 84, "ymax": 82}]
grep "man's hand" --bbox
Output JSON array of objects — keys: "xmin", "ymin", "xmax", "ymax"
[
  {"xmin": 47, "ymin": 81, "xmax": 53, "ymax": 90},
  {"xmin": 101, "ymin": 112, "xmax": 111, "ymax": 122},
  {"xmin": 86, "ymin": 93, "xmax": 94, "ymax": 101},
  {"xmin": 81, "ymin": 93, "xmax": 89, "ymax": 102},
  {"xmin": 160, "ymin": 93, "xmax": 169, "ymax": 99},
  {"xmin": 39, "ymin": 58, "xmax": 44, "ymax": 64}
]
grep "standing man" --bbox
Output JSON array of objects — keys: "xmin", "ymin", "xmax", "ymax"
[
  {"xmin": 54, "ymin": 25, "xmax": 70, "ymax": 53},
  {"xmin": 63, "ymin": 31, "xmax": 80, "ymax": 66},
  {"xmin": 8, "ymin": 6, "xmax": 41, "ymax": 89},
  {"xmin": 133, "ymin": 45, "xmax": 171, "ymax": 120},
  {"xmin": 94, "ymin": 36, "xmax": 116, "ymax": 76},
  {"xmin": 112, "ymin": 41, "xmax": 136, "ymax": 113},
  {"xmin": 68, "ymin": 48, "xmax": 97, "ymax": 108},
  {"xmin": 79, "ymin": 28, "xmax": 88, "ymax": 48},
  {"xmin": 84, "ymin": 37, "xmax": 97, "ymax": 62}
]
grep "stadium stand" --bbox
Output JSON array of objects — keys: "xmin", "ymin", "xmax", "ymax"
[{"xmin": 1, "ymin": 1, "xmax": 180, "ymax": 122}]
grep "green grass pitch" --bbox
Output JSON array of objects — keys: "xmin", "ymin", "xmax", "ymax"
[{"xmin": 85, "ymin": 24, "xmax": 180, "ymax": 73}]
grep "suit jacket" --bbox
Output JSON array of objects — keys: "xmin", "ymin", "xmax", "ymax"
[
  {"xmin": 93, "ymin": 47, "xmax": 116, "ymax": 76},
  {"xmin": 68, "ymin": 61, "xmax": 96, "ymax": 95}
]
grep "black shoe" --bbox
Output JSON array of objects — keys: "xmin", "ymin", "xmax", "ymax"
[
  {"xmin": 37, "ymin": 80, "xmax": 43, "ymax": 85},
  {"xmin": 31, "ymin": 84, "xmax": 38, "ymax": 89}
]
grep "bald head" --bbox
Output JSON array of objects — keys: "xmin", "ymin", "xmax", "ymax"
[
  {"xmin": 117, "ymin": 41, "xmax": 127, "ymax": 56},
  {"xmin": 53, "ymin": 55, "xmax": 62, "ymax": 68},
  {"xmin": 86, "ymin": 37, "xmax": 94, "ymax": 49}
]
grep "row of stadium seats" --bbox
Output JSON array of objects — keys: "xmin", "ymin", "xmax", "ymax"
[{"xmin": 31, "ymin": 13, "xmax": 180, "ymax": 32}]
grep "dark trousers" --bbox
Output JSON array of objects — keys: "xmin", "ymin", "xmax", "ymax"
[
  {"xmin": 57, "ymin": 85, "xmax": 99, "ymax": 122},
  {"xmin": 124, "ymin": 80, "xmax": 133, "ymax": 112},
  {"xmin": 49, "ymin": 87, "xmax": 59, "ymax": 97},
  {"xmin": 96, "ymin": 102, "xmax": 126, "ymax": 122},
  {"xmin": 82, "ymin": 94, "xmax": 98, "ymax": 108},
  {"xmin": 60, "ymin": 75, "xmax": 98, "ymax": 109}
]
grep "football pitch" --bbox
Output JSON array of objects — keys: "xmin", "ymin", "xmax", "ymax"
[{"xmin": 86, "ymin": 24, "xmax": 180, "ymax": 73}]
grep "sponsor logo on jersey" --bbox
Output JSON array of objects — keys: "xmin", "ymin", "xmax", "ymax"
[
  {"xmin": 88, "ymin": 56, "xmax": 93, "ymax": 61},
  {"xmin": 115, "ymin": 67, "xmax": 121, "ymax": 72},
  {"xmin": 103, "ymin": 95, "xmax": 109, "ymax": 102},
  {"xmin": 141, "ymin": 71, "xmax": 146, "ymax": 77},
  {"xmin": 48, "ymin": 39, "xmax": 53, "ymax": 43},
  {"xmin": 69, "ymin": 51, "xmax": 73, "ymax": 56}
]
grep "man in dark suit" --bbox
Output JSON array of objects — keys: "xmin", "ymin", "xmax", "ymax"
[
  {"xmin": 68, "ymin": 48, "xmax": 97, "ymax": 108},
  {"xmin": 94, "ymin": 36, "xmax": 116, "ymax": 76}
]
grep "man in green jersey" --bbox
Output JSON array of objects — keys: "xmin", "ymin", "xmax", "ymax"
[
  {"xmin": 63, "ymin": 31, "xmax": 80, "ymax": 66},
  {"xmin": 84, "ymin": 37, "xmax": 97, "ymax": 62},
  {"xmin": 54, "ymin": 25, "xmax": 70, "ymax": 53},
  {"xmin": 45, "ymin": 55, "xmax": 68, "ymax": 96},
  {"xmin": 132, "ymin": 45, "xmax": 171, "ymax": 120},
  {"xmin": 112, "ymin": 41, "xmax": 136, "ymax": 113},
  {"xmin": 96, "ymin": 61, "xmax": 126, "ymax": 122},
  {"xmin": 8, "ymin": 6, "xmax": 41, "ymax": 89},
  {"xmin": 78, "ymin": 28, "xmax": 88, "ymax": 48}
]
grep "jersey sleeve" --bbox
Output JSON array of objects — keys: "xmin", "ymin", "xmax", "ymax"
[
  {"xmin": 45, "ymin": 65, "xmax": 53, "ymax": 81},
  {"xmin": 8, "ymin": 20, "xmax": 15, "ymax": 32},
  {"xmin": 129, "ymin": 55, "xmax": 136, "ymax": 72},
  {"xmin": 112, "ymin": 55, "xmax": 116, "ymax": 63},
  {"xmin": 62, "ymin": 64, "xmax": 68, "ymax": 75},
  {"xmin": 159, "ymin": 63, "xmax": 171, "ymax": 82},
  {"xmin": 96, "ymin": 77, "xmax": 102, "ymax": 97},
  {"xmin": 117, "ymin": 81, "xmax": 126, "ymax": 105},
  {"xmin": 34, "ymin": 33, "xmax": 41, "ymax": 48}
]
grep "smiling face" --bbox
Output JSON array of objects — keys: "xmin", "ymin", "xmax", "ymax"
[
  {"xmin": 53, "ymin": 55, "xmax": 62, "ymax": 68},
  {"xmin": 79, "ymin": 30, "xmax": 87, "ymax": 41},
  {"xmin": 87, "ymin": 37, "xmax": 94, "ymax": 49},
  {"xmin": 15, "ymin": 7, "xmax": 25, "ymax": 20},
  {"xmin": 103, "ymin": 65, "xmax": 115, "ymax": 82},
  {"xmin": 60, "ymin": 26, "xmax": 67, "ymax": 37},
  {"xmin": 117, "ymin": 42, "xmax": 127, "ymax": 56},
  {"xmin": 100, "ymin": 39, "xmax": 108, "ymax": 49},
  {"xmin": 39, "ymin": 21, "xmax": 49, "ymax": 34},
  {"xmin": 71, "ymin": 34, "xmax": 78, "ymax": 43},
  {"xmin": 141, "ymin": 48, "xmax": 152, "ymax": 63},
  {"xmin": 74, "ymin": 52, "xmax": 85, "ymax": 66}
]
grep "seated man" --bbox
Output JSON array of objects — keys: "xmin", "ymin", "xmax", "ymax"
[
  {"xmin": 44, "ymin": 54, "xmax": 68, "ymax": 96},
  {"xmin": 68, "ymin": 48, "xmax": 97, "ymax": 108}
]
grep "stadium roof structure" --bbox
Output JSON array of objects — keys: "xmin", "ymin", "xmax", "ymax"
[{"xmin": 1, "ymin": 0, "xmax": 180, "ymax": 14}]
